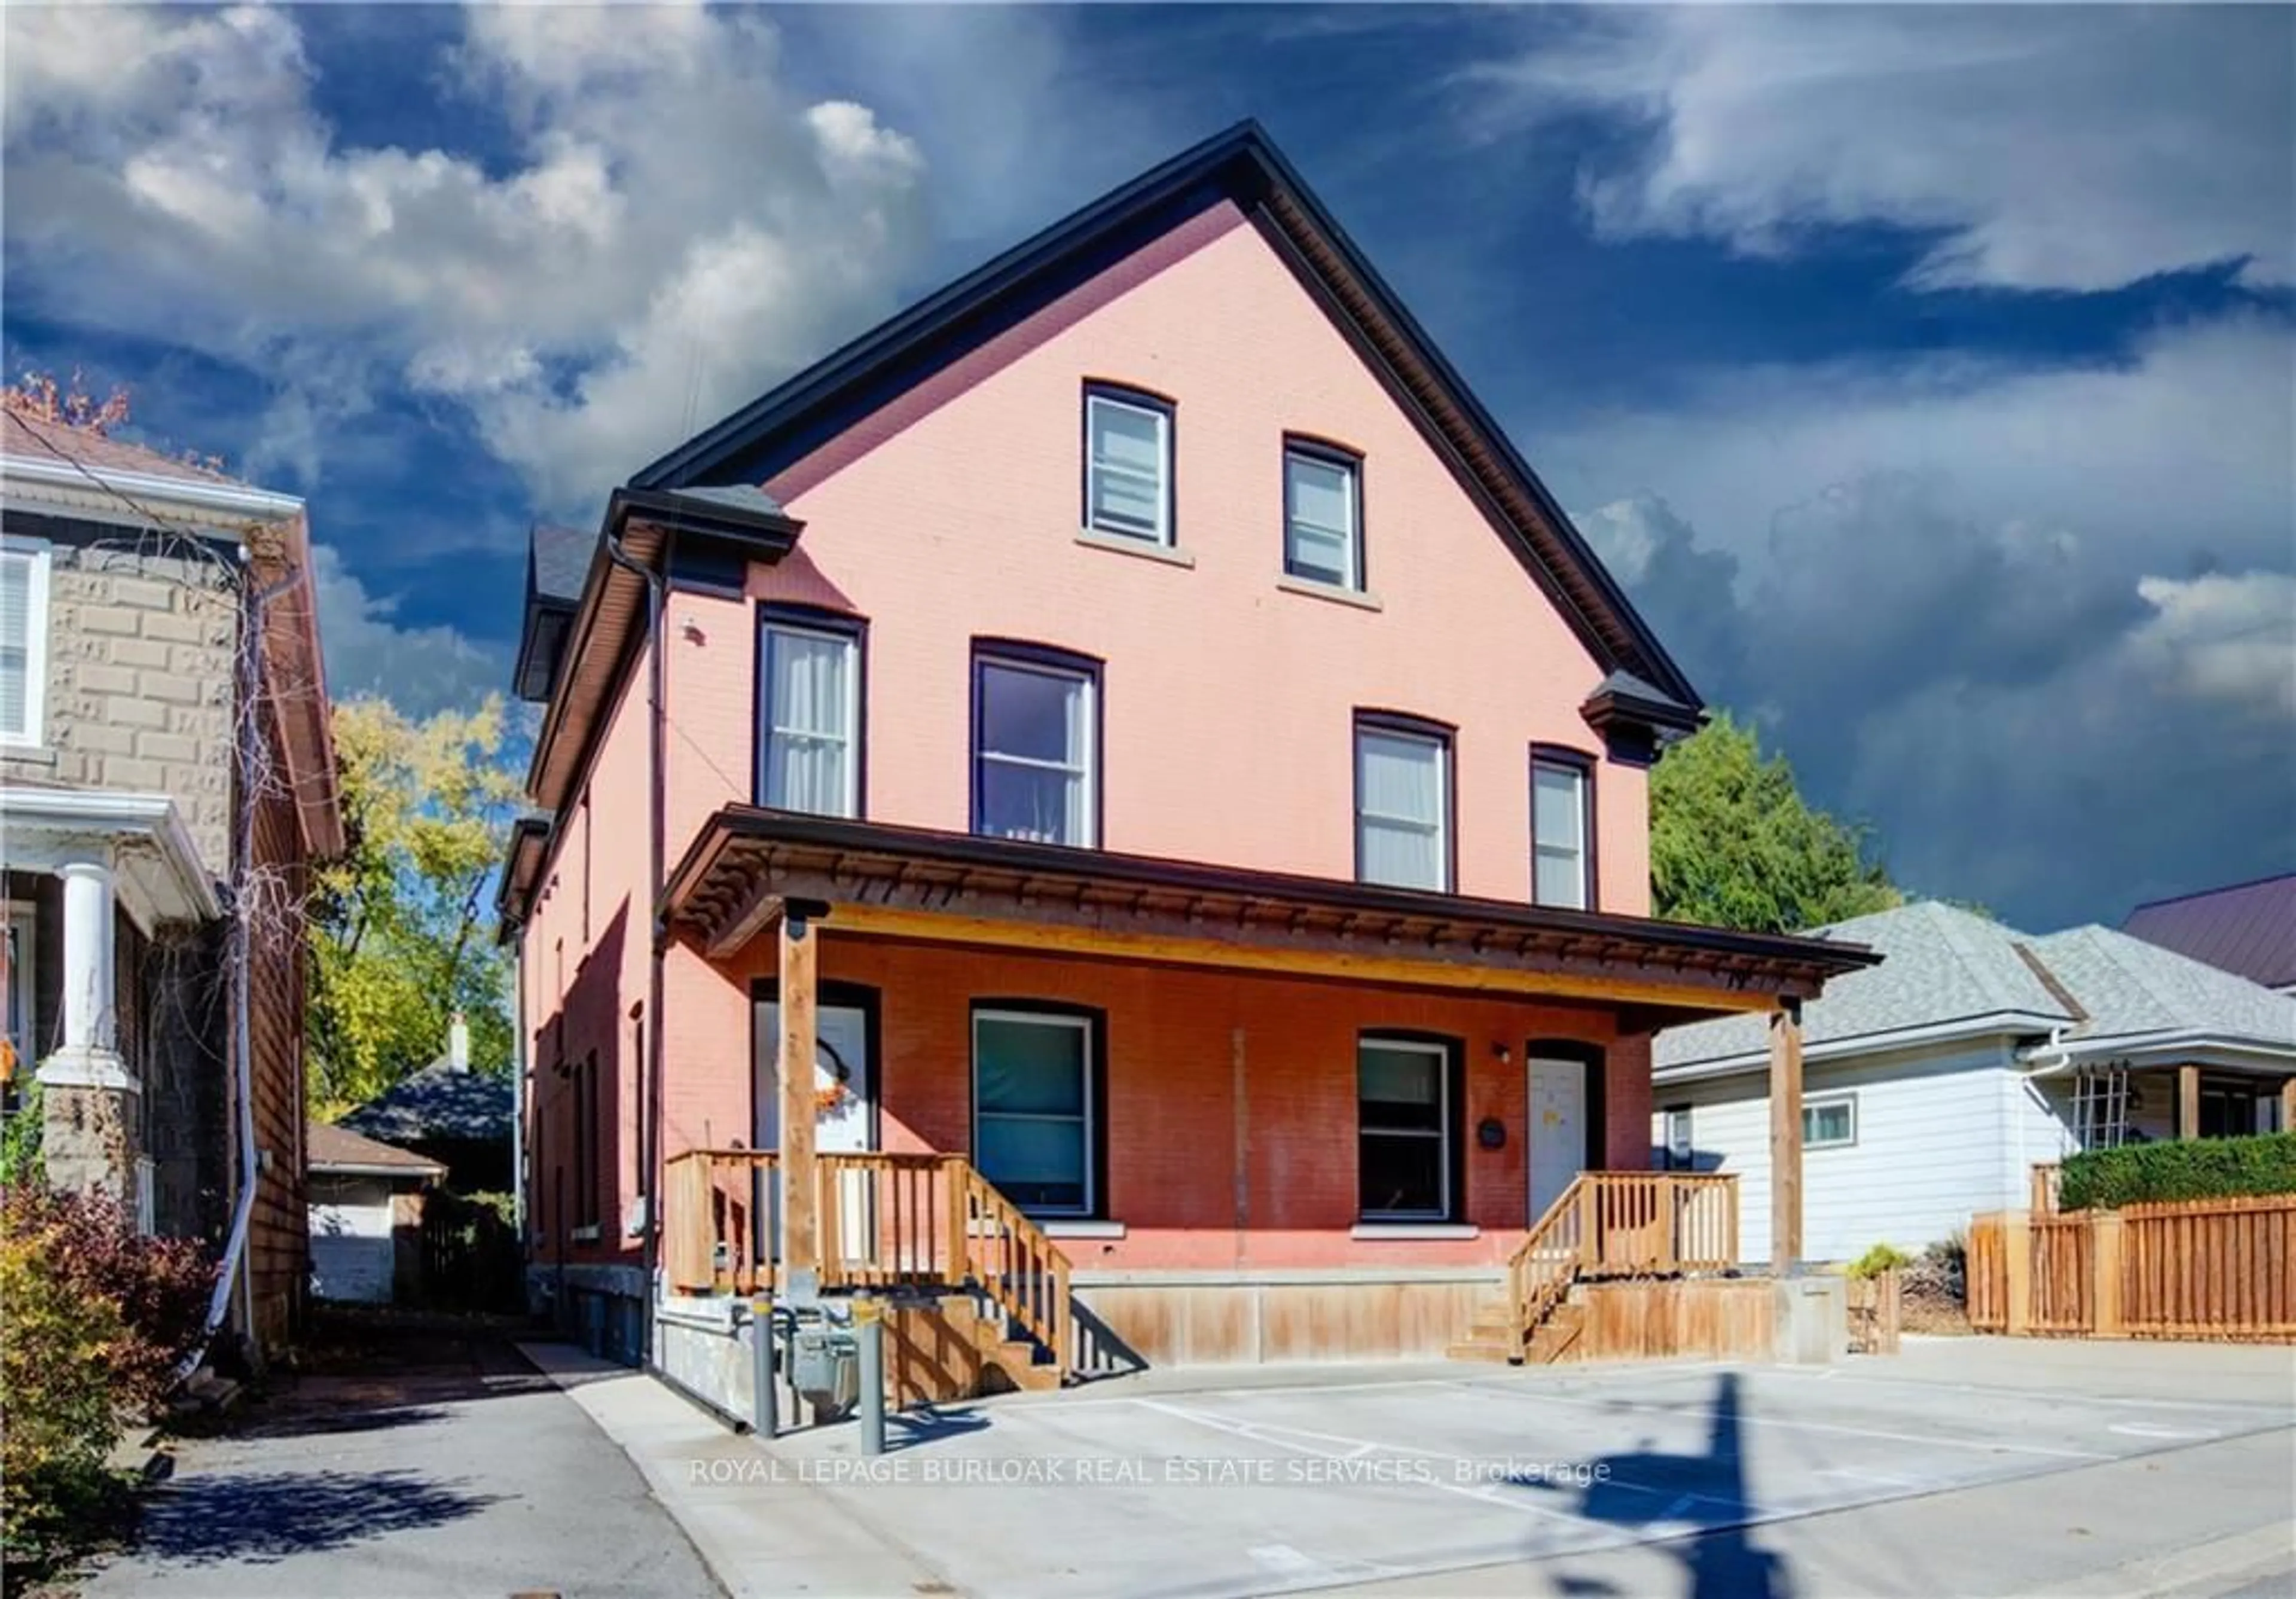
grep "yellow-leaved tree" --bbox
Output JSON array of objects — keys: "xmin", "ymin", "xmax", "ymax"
[{"xmin": 306, "ymin": 695, "xmax": 526, "ymax": 1119}]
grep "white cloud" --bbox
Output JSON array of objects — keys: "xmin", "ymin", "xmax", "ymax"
[
  {"xmin": 2, "ymin": 3, "xmax": 930, "ymax": 509},
  {"xmin": 309, "ymin": 545, "xmax": 505, "ymax": 717},
  {"xmin": 1474, "ymin": 7, "xmax": 2293, "ymax": 291},
  {"xmin": 2129, "ymin": 570, "xmax": 2296, "ymax": 718}
]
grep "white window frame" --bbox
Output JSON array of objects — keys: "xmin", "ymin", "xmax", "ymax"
[
  {"xmin": 1083, "ymin": 390, "xmax": 1172, "ymax": 547},
  {"xmin": 1358, "ymin": 1036, "xmax": 1452, "ymax": 1222},
  {"xmin": 1662, "ymin": 1104, "xmax": 1694, "ymax": 1171},
  {"xmin": 0, "ymin": 537, "xmax": 53, "ymax": 749},
  {"xmin": 1803, "ymin": 1092, "xmax": 1857, "ymax": 1149},
  {"xmin": 1355, "ymin": 723, "xmax": 1449, "ymax": 892},
  {"xmin": 1531, "ymin": 755, "xmax": 1592, "ymax": 911},
  {"xmin": 972, "ymin": 1008, "xmax": 1095, "ymax": 1218},
  {"xmin": 1283, "ymin": 447, "xmax": 1360, "ymax": 591},
  {"xmin": 974, "ymin": 655, "xmax": 1098, "ymax": 848},
  {"xmin": 759, "ymin": 620, "xmax": 860, "ymax": 818}
]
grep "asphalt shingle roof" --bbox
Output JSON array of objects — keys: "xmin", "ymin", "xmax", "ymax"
[
  {"xmin": 4, "ymin": 408, "xmax": 242, "ymax": 485},
  {"xmin": 1656, "ymin": 900, "xmax": 2296, "ymax": 1072},
  {"xmin": 307, "ymin": 1121, "xmax": 445, "ymax": 1176},
  {"xmin": 528, "ymin": 523, "xmax": 596, "ymax": 606},
  {"xmin": 340, "ymin": 1063, "xmax": 512, "ymax": 1146}
]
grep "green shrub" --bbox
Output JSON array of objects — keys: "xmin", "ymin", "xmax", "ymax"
[
  {"xmin": 2058, "ymin": 1132, "xmax": 2296, "ymax": 1211},
  {"xmin": 0, "ymin": 1225, "xmax": 125, "ymax": 1569},
  {"xmin": 1847, "ymin": 1242, "xmax": 1913, "ymax": 1279}
]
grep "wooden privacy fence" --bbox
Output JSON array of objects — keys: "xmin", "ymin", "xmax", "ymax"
[{"xmin": 1968, "ymin": 1193, "xmax": 2296, "ymax": 1341}]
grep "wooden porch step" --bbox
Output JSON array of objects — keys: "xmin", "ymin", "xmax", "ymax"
[
  {"xmin": 1445, "ymin": 1337, "xmax": 1518, "ymax": 1363},
  {"xmin": 979, "ymin": 1339, "xmax": 1062, "ymax": 1393}
]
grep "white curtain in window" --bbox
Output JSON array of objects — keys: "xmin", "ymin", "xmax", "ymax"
[
  {"xmin": 1358, "ymin": 730, "xmax": 1443, "ymax": 889},
  {"xmin": 1532, "ymin": 762, "xmax": 1587, "ymax": 908},
  {"xmin": 0, "ymin": 555, "xmax": 28, "ymax": 737},
  {"xmin": 1286, "ymin": 453, "xmax": 1355, "ymax": 585},
  {"xmin": 1088, "ymin": 398, "xmax": 1166, "ymax": 540},
  {"xmin": 977, "ymin": 663, "xmax": 1092, "ymax": 846},
  {"xmin": 764, "ymin": 627, "xmax": 853, "ymax": 815}
]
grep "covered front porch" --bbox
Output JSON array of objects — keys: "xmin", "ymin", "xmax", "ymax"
[{"xmin": 655, "ymin": 807, "xmax": 1876, "ymax": 1383}]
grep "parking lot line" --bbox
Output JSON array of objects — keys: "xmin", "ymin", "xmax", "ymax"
[{"xmin": 1480, "ymin": 1385, "xmax": 2117, "ymax": 1460}]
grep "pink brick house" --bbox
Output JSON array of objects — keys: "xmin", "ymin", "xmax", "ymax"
[{"xmin": 500, "ymin": 124, "xmax": 1874, "ymax": 1382}]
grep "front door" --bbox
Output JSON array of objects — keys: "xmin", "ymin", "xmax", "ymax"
[
  {"xmin": 1527, "ymin": 1053, "xmax": 1587, "ymax": 1225},
  {"xmin": 755, "ymin": 1002, "xmax": 875, "ymax": 1264}
]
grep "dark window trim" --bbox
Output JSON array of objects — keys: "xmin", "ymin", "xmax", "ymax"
[
  {"xmin": 1529, "ymin": 743, "xmax": 1599, "ymax": 913},
  {"xmin": 970, "ymin": 639, "xmax": 1106, "ymax": 850},
  {"xmin": 576, "ymin": 1049, "xmax": 601, "ymax": 1229},
  {"xmin": 755, "ymin": 602, "xmax": 870, "ymax": 819},
  {"xmin": 1356, "ymin": 1029, "xmax": 1465, "ymax": 1222},
  {"xmin": 1082, "ymin": 381, "xmax": 1177, "ymax": 548},
  {"xmin": 969, "ymin": 998, "xmax": 1109, "ymax": 1220},
  {"xmin": 748, "ymin": 978, "xmax": 886, "ymax": 1155},
  {"xmin": 1352, "ymin": 710, "xmax": 1457, "ymax": 894},
  {"xmin": 1282, "ymin": 434, "xmax": 1366, "ymax": 591},
  {"xmin": 1526, "ymin": 1036, "xmax": 1608, "ymax": 1176},
  {"xmin": 631, "ymin": 1003, "xmax": 649, "ymax": 1199}
]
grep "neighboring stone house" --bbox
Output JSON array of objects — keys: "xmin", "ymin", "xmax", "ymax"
[{"xmin": 0, "ymin": 404, "xmax": 342, "ymax": 1353}]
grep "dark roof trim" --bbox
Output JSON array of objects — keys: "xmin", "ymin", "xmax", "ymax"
[
  {"xmin": 664, "ymin": 805, "xmax": 1879, "ymax": 988},
  {"xmin": 521, "ymin": 487, "xmax": 805, "ymax": 815},
  {"xmin": 627, "ymin": 120, "xmax": 1699, "ymax": 709},
  {"xmin": 494, "ymin": 815, "xmax": 553, "ymax": 939},
  {"xmin": 1581, "ymin": 670, "xmax": 1703, "ymax": 738}
]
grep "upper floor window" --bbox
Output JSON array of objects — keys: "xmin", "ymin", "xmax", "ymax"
[
  {"xmin": 1531, "ymin": 749, "xmax": 1594, "ymax": 911},
  {"xmin": 0, "ymin": 538, "xmax": 53, "ymax": 748},
  {"xmin": 973, "ymin": 646, "xmax": 1098, "ymax": 847},
  {"xmin": 1355, "ymin": 716, "xmax": 1450, "ymax": 892},
  {"xmin": 759, "ymin": 615, "xmax": 861, "ymax": 817},
  {"xmin": 1083, "ymin": 386, "xmax": 1172, "ymax": 545},
  {"xmin": 1284, "ymin": 443, "xmax": 1361, "ymax": 591}
]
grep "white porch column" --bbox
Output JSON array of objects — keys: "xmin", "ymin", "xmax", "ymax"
[
  {"xmin": 38, "ymin": 847, "xmax": 138, "ymax": 1205},
  {"xmin": 57, "ymin": 856, "xmax": 119, "ymax": 1061}
]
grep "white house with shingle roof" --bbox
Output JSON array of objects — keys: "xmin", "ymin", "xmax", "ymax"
[{"xmin": 1653, "ymin": 901, "xmax": 2296, "ymax": 1264}]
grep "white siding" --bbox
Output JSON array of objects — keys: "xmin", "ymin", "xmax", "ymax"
[{"xmin": 1651, "ymin": 1036, "xmax": 2026, "ymax": 1265}]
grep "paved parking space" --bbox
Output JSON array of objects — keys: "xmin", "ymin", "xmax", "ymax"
[{"xmin": 749, "ymin": 1339, "xmax": 2296, "ymax": 1598}]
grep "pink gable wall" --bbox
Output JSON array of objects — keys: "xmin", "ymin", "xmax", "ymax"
[{"xmin": 656, "ymin": 199, "xmax": 1650, "ymax": 913}]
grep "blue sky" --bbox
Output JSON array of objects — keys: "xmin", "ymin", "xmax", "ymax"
[{"xmin": 5, "ymin": 5, "xmax": 2291, "ymax": 930}]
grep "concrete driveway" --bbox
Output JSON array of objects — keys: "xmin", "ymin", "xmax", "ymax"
[
  {"xmin": 81, "ymin": 1314, "xmax": 719, "ymax": 1599},
  {"xmin": 737, "ymin": 1338, "xmax": 2296, "ymax": 1598}
]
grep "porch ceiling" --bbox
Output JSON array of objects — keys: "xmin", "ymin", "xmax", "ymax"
[{"xmin": 663, "ymin": 807, "xmax": 1879, "ymax": 1014}]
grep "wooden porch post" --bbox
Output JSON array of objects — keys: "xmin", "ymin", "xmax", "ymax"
[
  {"xmin": 2282, "ymin": 1076, "xmax": 2296, "ymax": 1136},
  {"xmin": 1769, "ymin": 999, "xmax": 1805, "ymax": 1275},
  {"xmin": 779, "ymin": 902, "xmax": 824, "ymax": 1299},
  {"xmin": 2177, "ymin": 1063, "xmax": 2202, "ymax": 1142}
]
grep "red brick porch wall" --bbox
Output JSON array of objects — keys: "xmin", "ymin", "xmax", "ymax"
[{"xmin": 664, "ymin": 932, "xmax": 1657, "ymax": 1273}]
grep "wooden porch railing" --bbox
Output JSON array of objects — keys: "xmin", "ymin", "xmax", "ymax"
[
  {"xmin": 1504, "ymin": 1172, "xmax": 1739, "ymax": 1359},
  {"xmin": 665, "ymin": 1148, "xmax": 1074, "ymax": 1375},
  {"xmin": 664, "ymin": 1149, "xmax": 780, "ymax": 1295},
  {"xmin": 959, "ymin": 1164, "xmax": 1073, "ymax": 1375}
]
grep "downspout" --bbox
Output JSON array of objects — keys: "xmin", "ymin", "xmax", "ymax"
[
  {"xmin": 510, "ymin": 944, "xmax": 527, "ymax": 1242},
  {"xmin": 180, "ymin": 555, "xmax": 298, "ymax": 1381},
  {"xmin": 602, "ymin": 523, "xmax": 667, "ymax": 1365},
  {"xmin": 2016, "ymin": 1026, "xmax": 2078, "ymax": 1180}
]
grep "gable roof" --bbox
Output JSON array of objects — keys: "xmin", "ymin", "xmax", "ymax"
[
  {"xmin": 2, "ymin": 408, "xmax": 236, "ymax": 487},
  {"xmin": 340, "ymin": 1062, "xmax": 513, "ymax": 1146},
  {"xmin": 1657, "ymin": 899, "xmax": 2296, "ymax": 1075},
  {"xmin": 307, "ymin": 1120, "xmax": 445, "ymax": 1179},
  {"xmin": 628, "ymin": 120, "xmax": 1699, "ymax": 712},
  {"xmin": 2121, "ymin": 873, "xmax": 2296, "ymax": 991}
]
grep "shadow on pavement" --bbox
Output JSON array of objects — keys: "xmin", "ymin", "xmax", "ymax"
[
  {"xmin": 130, "ymin": 1468, "xmax": 503, "ymax": 1566},
  {"xmin": 1521, "ymin": 1369, "xmax": 1789, "ymax": 1599}
]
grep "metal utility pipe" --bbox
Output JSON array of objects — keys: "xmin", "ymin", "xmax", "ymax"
[
  {"xmin": 752, "ymin": 1293, "xmax": 778, "ymax": 1439},
  {"xmin": 855, "ymin": 1298, "xmax": 886, "ymax": 1457}
]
